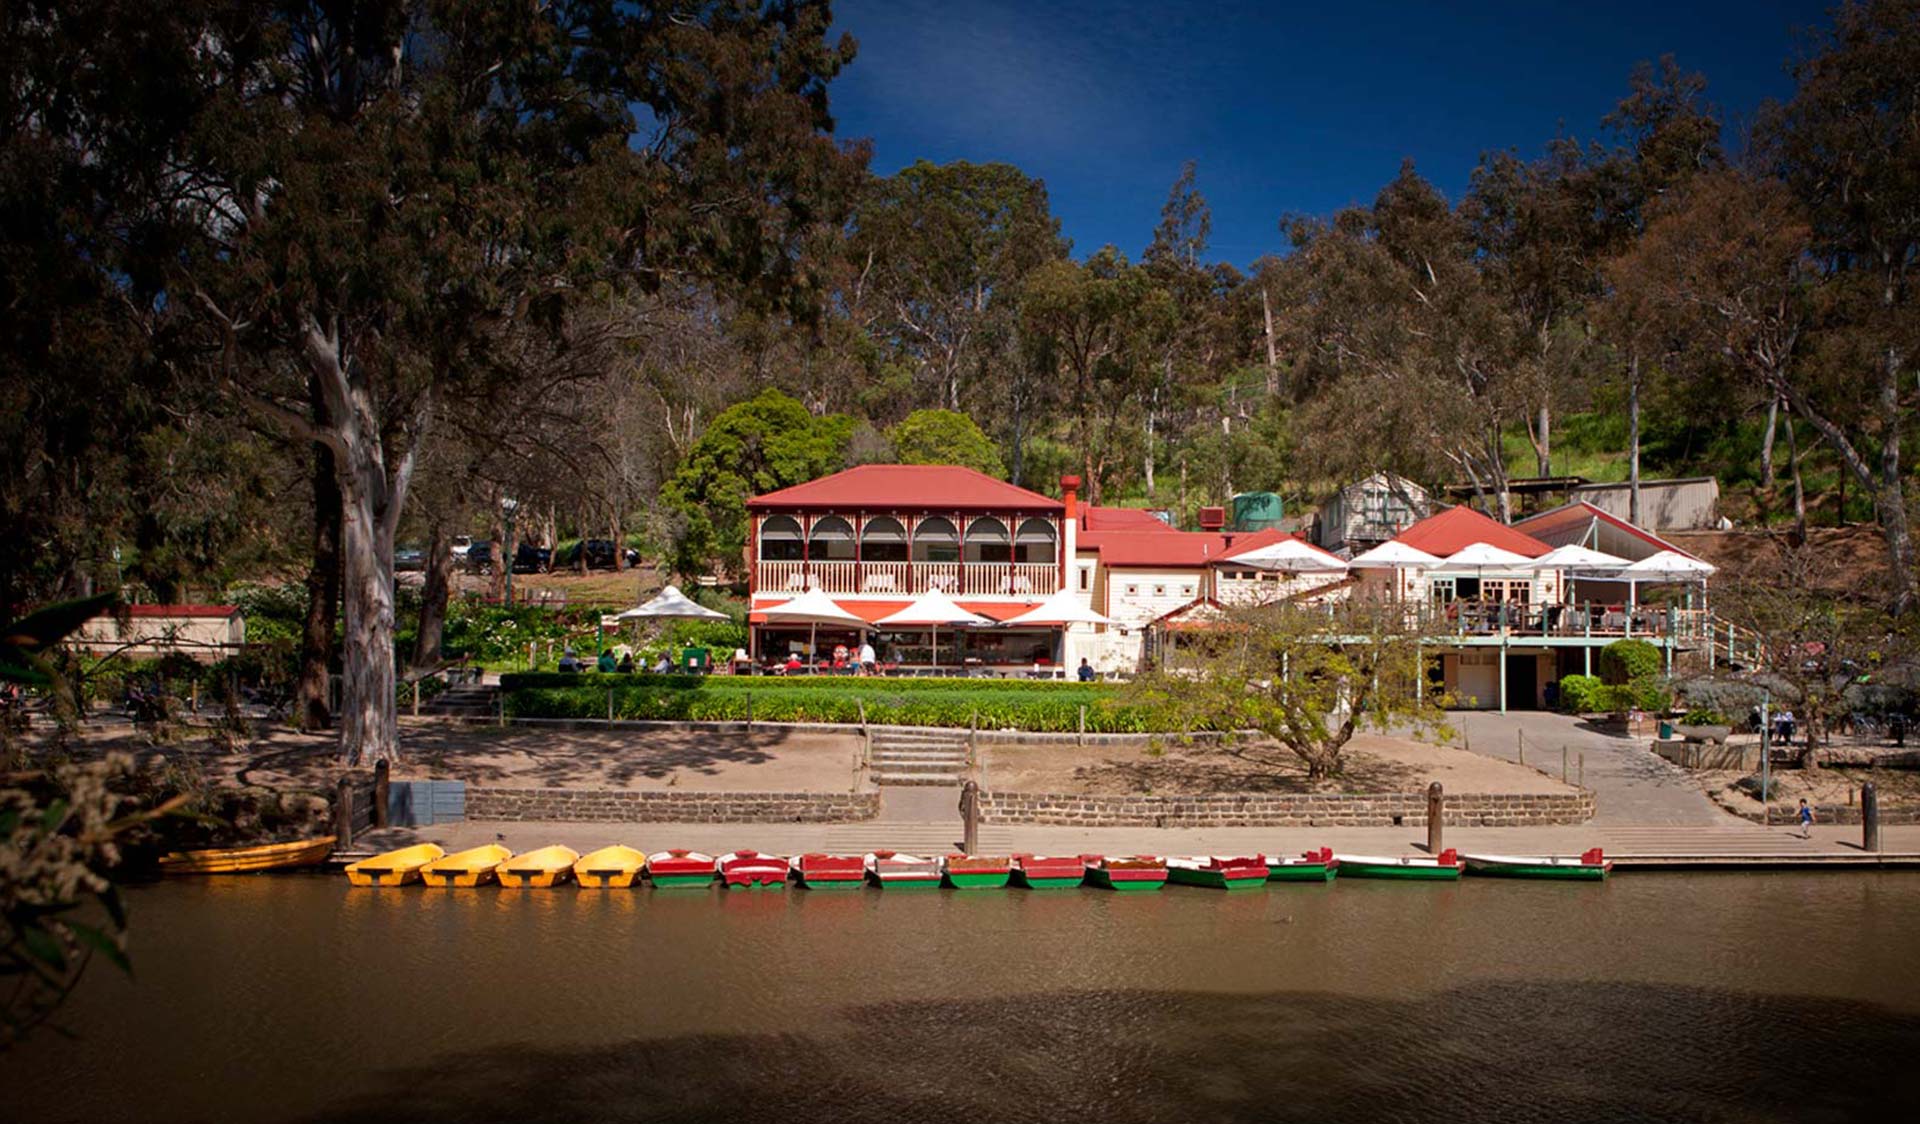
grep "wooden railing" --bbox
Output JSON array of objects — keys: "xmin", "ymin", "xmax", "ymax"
[{"xmin": 755, "ymin": 560, "xmax": 1059, "ymax": 598}]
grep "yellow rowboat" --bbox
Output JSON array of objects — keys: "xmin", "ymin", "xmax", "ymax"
[
  {"xmin": 344, "ymin": 843, "xmax": 445, "ymax": 887},
  {"xmin": 158, "ymin": 835, "xmax": 337, "ymax": 875},
  {"xmin": 496, "ymin": 844, "xmax": 580, "ymax": 888},
  {"xmin": 420, "ymin": 844, "xmax": 515, "ymax": 888},
  {"xmin": 574, "ymin": 845, "xmax": 647, "ymax": 889}
]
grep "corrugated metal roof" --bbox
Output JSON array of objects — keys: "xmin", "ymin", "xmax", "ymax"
[{"xmin": 1078, "ymin": 527, "xmax": 1297, "ymax": 568}]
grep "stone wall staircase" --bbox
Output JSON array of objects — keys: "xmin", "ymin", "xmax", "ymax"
[
  {"xmin": 420, "ymin": 682, "xmax": 499, "ymax": 720},
  {"xmin": 868, "ymin": 728, "xmax": 970, "ymax": 786}
]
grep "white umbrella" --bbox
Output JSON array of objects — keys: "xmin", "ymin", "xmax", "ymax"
[
  {"xmin": 875, "ymin": 587, "xmax": 989, "ymax": 670},
  {"xmin": 1224, "ymin": 538, "xmax": 1349, "ymax": 574},
  {"xmin": 1347, "ymin": 541, "xmax": 1442, "ymax": 568},
  {"xmin": 758, "ymin": 587, "xmax": 869, "ymax": 664},
  {"xmin": 1529, "ymin": 544, "xmax": 1631, "ymax": 570},
  {"xmin": 1436, "ymin": 543, "xmax": 1536, "ymax": 571},
  {"xmin": 1001, "ymin": 588, "xmax": 1113, "ymax": 627},
  {"xmin": 616, "ymin": 585, "xmax": 732, "ymax": 621},
  {"xmin": 1618, "ymin": 549, "xmax": 1716, "ymax": 610}
]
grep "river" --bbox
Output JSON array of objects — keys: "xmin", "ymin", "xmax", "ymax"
[{"xmin": 7, "ymin": 873, "xmax": 1920, "ymax": 1122}]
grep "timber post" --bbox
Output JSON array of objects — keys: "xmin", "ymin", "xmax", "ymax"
[
  {"xmin": 1863, "ymin": 782, "xmax": 1881, "ymax": 853},
  {"xmin": 1077, "ymin": 705, "xmax": 1086, "ymax": 747},
  {"xmin": 1516, "ymin": 731, "xmax": 1524, "ymax": 768},
  {"xmin": 372, "ymin": 760, "xmax": 390, "ymax": 829},
  {"xmin": 1578, "ymin": 753, "xmax": 1585, "ymax": 788},
  {"xmin": 606, "ymin": 687, "xmax": 614, "ymax": 723},
  {"xmin": 1561, "ymin": 746, "xmax": 1568, "ymax": 783},
  {"xmin": 959, "ymin": 780, "xmax": 980, "ymax": 856},
  {"xmin": 1426, "ymin": 782, "xmax": 1444, "ymax": 854},
  {"xmin": 333, "ymin": 776, "xmax": 354, "ymax": 848},
  {"xmin": 496, "ymin": 689, "xmax": 505, "ymax": 728},
  {"xmin": 411, "ymin": 675, "xmax": 420, "ymax": 718}
]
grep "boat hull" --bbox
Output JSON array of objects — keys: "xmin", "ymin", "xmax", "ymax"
[
  {"xmin": 344, "ymin": 843, "xmax": 444, "ymax": 887},
  {"xmin": 945, "ymin": 871, "xmax": 1011, "ymax": 890},
  {"xmin": 1011, "ymin": 873, "xmax": 1084, "ymax": 889},
  {"xmin": 574, "ymin": 846, "xmax": 647, "ymax": 888},
  {"xmin": 1463, "ymin": 859, "xmax": 1609, "ymax": 881},
  {"xmin": 1086, "ymin": 869, "xmax": 1167, "ymax": 892},
  {"xmin": 1337, "ymin": 862, "xmax": 1461, "ymax": 881},
  {"xmin": 1266, "ymin": 862, "xmax": 1337, "ymax": 882},
  {"xmin": 158, "ymin": 835, "xmax": 336, "ymax": 875},
  {"xmin": 1167, "ymin": 867, "xmax": 1267, "ymax": 890},
  {"xmin": 650, "ymin": 873, "xmax": 716, "ymax": 889},
  {"xmin": 1011, "ymin": 857, "xmax": 1085, "ymax": 889},
  {"xmin": 421, "ymin": 844, "xmax": 514, "ymax": 888},
  {"xmin": 497, "ymin": 845, "xmax": 580, "ymax": 888},
  {"xmin": 795, "ymin": 875, "xmax": 865, "ymax": 890},
  {"xmin": 497, "ymin": 868, "xmax": 572, "ymax": 888}
]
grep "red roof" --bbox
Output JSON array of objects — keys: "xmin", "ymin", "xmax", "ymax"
[
  {"xmin": 123, "ymin": 604, "xmax": 239, "ymax": 618},
  {"xmin": 1078, "ymin": 527, "xmax": 1298, "ymax": 568},
  {"xmin": 749, "ymin": 598, "xmax": 1043, "ymax": 625},
  {"xmin": 747, "ymin": 465, "xmax": 1061, "ymax": 511},
  {"xmin": 1080, "ymin": 506, "xmax": 1176, "ymax": 532},
  {"xmin": 1514, "ymin": 501, "xmax": 1702, "ymax": 561},
  {"xmin": 1391, "ymin": 506, "xmax": 1550, "ymax": 558}
]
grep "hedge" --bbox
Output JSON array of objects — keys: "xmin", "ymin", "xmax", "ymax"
[{"xmin": 499, "ymin": 674, "xmax": 1184, "ymax": 733}]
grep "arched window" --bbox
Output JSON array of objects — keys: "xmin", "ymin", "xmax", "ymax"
[
  {"xmin": 1014, "ymin": 518, "xmax": 1057, "ymax": 564},
  {"xmin": 912, "ymin": 516, "xmax": 959, "ymax": 563},
  {"xmin": 808, "ymin": 515, "xmax": 855, "ymax": 561},
  {"xmin": 759, "ymin": 515, "xmax": 803, "ymax": 561},
  {"xmin": 860, "ymin": 516, "xmax": 908, "ymax": 562},
  {"xmin": 964, "ymin": 516, "xmax": 1011, "ymax": 564}
]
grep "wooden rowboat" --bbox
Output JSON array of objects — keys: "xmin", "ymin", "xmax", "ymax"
[
  {"xmin": 1166, "ymin": 855, "xmax": 1269, "ymax": 890},
  {"xmin": 719, "ymin": 849, "xmax": 791, "ymax": 888},
  {"xmin": 1266, "ymin": 847, "xmax": 1338, "ymax": 882},
  {"xmin": 793, "ymin": 853, "xmax": 865, "ymax": 890},
  {"xmin": 1334, "ymin": 849, "xmax": 1464, "ymax": 881},
  {"xmin": 1084, "ymin": 855, "xmax": 1168, "ymax": 892},
  {"xmin": 866, "ymin": 850, "xmax": 941, "ymax": 888},
  {"xmin": 420, "ymin": 844, "xmax": 514, "ymax": 888},
  {"xmin": 1010, "ymin": 853, "xmax": 1085, "ymax": 889},
  {"xmin": 158, "ymin": 835, "xmax": 336, "ymax": 875},
  {"xmin": 496, "ymin": 844, "xmax": 580, "ymax": 888},
  {"xmin": 1462, "ymin": 848, "xmax": 1612, "ymax": 881},
  {"xmin": 574, "ymin": 845, "xmax": 648, "ymax": 889},
  {"xmin": 344, "ymin": 843, "xmax": 445, "ymax": 887},
  {"xmin": 647, "ymin": 849, "xmax": 717, "ymax": 888},
  {"xmin": 943, "ymin": 854, "xmax": 1011, "ymax": 890}
]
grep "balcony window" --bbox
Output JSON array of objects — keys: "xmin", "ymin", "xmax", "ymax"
[
  {"xmin": 963, "ymin": 517, "xmax": 1011, "ymax": 564},
  {"xmin": 760, "ymin": 515, "xmax": 803, "ymax": 561},
  {"xmin": 861, "ymin": 516, "xmax": 908, "ymax": 562},
  {"xmin": 1014, "ymin": 518, "xmax": 1057, "ymax": 564},
  {"xmin": 809, "ymin": 515, "xmax": 855, "ymax": 561},
  {"xmin": 913, "ymin": 516, "xmax": 960, "ymax": 563}
]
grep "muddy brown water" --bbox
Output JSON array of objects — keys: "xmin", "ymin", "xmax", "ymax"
[{"xmin": 7, "ymin": 874, "xmax": 1920, "ymax": 1122}]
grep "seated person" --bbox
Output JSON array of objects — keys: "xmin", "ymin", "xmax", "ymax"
[
  {"xmin": 1077, "ymin": 658, "xmax": 1096, "ymax": 682},
  {"xmin": 557, "ymin": 649, "xmax": 581, "ymax": 673},
  {"xmin": 653, "ymin": 653, "xmax": 672, "ymax": 674},
  {"xmin": 617, "ymin": 652, "xmax": 635, "ymax": 674},
  {"xmin": 783, "ymin": 652, "xmax": 804, "ymax": 674},
  {"xmin": 597, "ymin": 649, "xmax": 617, "ymax": 673}
]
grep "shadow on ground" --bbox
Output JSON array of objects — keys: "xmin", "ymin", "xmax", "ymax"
[
  {"xmin": 298, "ymin": 982, "xmax": 1920, "ymax": 1124},
  {"xmin": 1069, "ymin": 740, "xmax": 1426, "ymax": 795}
]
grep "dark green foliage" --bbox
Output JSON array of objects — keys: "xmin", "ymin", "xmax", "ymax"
[
  {"xmin": 1600, "ymin": 639, "xmax": 1663, "ymax": 683},
  {"xmin": 889, "ymin": 410, "xmax": 1006, "ymax": 476},
  {"xmin": 1556, "ymin": 674, "xmax": 1604, "ymax": 713}
]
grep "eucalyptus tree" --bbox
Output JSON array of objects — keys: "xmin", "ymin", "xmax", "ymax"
[{"xmin": 55, "ymin": 1, "xmax": 866, "ymax": 763}]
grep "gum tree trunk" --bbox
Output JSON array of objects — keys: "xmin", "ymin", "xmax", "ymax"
[
  {"xmin": 295, "ymin": 420, "xmax": 341, "ymax": 731},
  {"xmin": 412, "ymin": 517, "xmax": 453, "ymax": 669}
]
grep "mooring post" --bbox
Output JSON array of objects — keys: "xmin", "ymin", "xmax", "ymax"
[
  {"xmin": 1578, "ymin": 753, "xmax": 1585, "ymax": 788},
  {"xmin": 1561, "ymin": 746, "xmax": 1568, "ymax": 783},
  {"xmin": 960, "ymin": 779, "xmax": 980, "ymax": 856},
  {"xmin": 1426, "ymin": 782, "xmax": 1444, "ymax": 854},
  {"xmin": 606, "ymin": 687, "xmax": 614, "ymax": 722},
  {"xmin": 496, "ymin": 689, "xmax": 505, "ymax": 728},
  {"xmin": 372, "ymin": 760, "xmax": 390, "ymax": 829},
  {"xmin": 1863, "ymin": 782, "xmax": 1881, "ymax": 853},
  {"xmin": 1077, "ymin": 705, "xmax": 1086, "ymax": 747},
  {"xmin": 333, "ymin": 776, "xmax": 355, "ymax": 848},
  {"xmin": 1516, "ymin": 731, "xmax": 1524, "ymax": 768}
]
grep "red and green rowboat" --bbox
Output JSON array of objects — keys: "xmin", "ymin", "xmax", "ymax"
[
  {"xmin": 943, "ymin": 854, "xmax": 1011, "ymax": 889},
  {"xmin": 1333, "ymin": 848, "xmax": 1464, "ymax": 881},
  {"xmin": 1266, "ymin": 847, "xmax": 1338, "ymax": 882},
  {"xmin": 794, "ymin": 853, "xmax": 866, "ymax": 889},
  {"xmin": 1010, "ymin": 854, "xmax": 1085, "ymax": 889},
  {"xmin": 646, "ymin": 849, "xmax": 716, "ymax": 888},
  {"xmin": 719, "ymin": 849, "xmax": 791, "ymax": 888},
  {"xmin": 866, "ymin": 850, "xmax": 942, "ymax": 888},
  {"xmin": 1462, "ymin": 847, "xmax": 1612, "ymax": 881},
  {"xmin": 1166, "ymin": 855, "xmax": 1269, "ymax": 890},
  {"xmin": 1084, "ymin": 855, "xmax": 1168, "ymax": 892}
]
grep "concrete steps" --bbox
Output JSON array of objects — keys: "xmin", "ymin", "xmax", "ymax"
[
  {"xmin": 868, "ymin": 729, "xmax": 969, "ymax": 786},
  {"xmin": 422, "ymin": 684, "xmax": 499, "ymax": 719}
]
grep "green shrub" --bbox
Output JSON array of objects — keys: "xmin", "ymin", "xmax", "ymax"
[
  {"xmin": 1556, "ymin": 674, "xmax": 1604, "ymax": 713},
  {"xmin": 1600, "ymin": 639, "xmax": 1662, "ymax": 684},
  {"xmin": 1682, "ymin": 707, "xmax": 1730, "ymax": 726}
]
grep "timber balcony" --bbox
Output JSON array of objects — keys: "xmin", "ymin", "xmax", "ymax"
[{"xmin": 755, "ymin": 560, "xmax": 1060, "ymax": 598}]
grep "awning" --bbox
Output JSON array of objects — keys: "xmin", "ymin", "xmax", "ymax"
[{"xmin": 750, "ymin": 598, "xmax": 1047, "ymax": 625}]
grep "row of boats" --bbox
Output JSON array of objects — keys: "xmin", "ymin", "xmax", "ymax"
[{"xmin": 340, "ymin": 845, "xmax": 1614, "ymax": 889}]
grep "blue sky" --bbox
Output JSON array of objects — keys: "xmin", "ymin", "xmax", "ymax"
[{"xmin": 828, "ymin": 0, "xmax": 1829, "ymax": 267}]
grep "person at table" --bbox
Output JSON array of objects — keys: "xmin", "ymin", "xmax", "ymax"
[
  {"xmin": 653, "ymin": 652, "xmax": 672, "ymax": 674},
  {"xmin": 1077, "ymin": 658, "xmax": 1096, "ymax": 682},
  {"xmin": 597, "ymin": 649, "xmax": 617, "ymax": 673},
  {"xmin": 858, "ymin": 638, "xmax": 877, "ymax": 676},
  {"xmin": 783, "ymin": 652, "xmax": 804, "ymax": 675},
  {"xmin": 617, "ymin": 652, "xmax": 635, "ymax": 674},
  {"xmin": 557, "ymin": 648, "xmax": 582, "ymax": 673}
]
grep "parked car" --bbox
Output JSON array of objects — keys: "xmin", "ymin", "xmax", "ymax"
[
  {"xmin": 449, "ymin": 535, "xmax": 473, "ymax": 565},
  {"xmin": 393, "ymin": 545, "xmax": 427, "ymax": 572},
  {"xmin": 464, "ymin": 542, "xmax": 496, "ymax": 574},
  {"xmin": 513, "ymin": 542, "xmax": 552, "ymax": 573},
  {"xmin": 557, "ymin": 538, "xmax": 641, "ymax": 570}
]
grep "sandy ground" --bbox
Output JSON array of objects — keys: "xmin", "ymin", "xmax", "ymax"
[
  {"xmin": 35, "ymin": 720, "xmax": 862, "ymax": 793},
  {"xmin": 1700, "ymin": 763, "xmax": 1920, "ymax": 818},
  {"xmin": 980, "ymin": 731, "xmax": 1579, "ymax": 796}
]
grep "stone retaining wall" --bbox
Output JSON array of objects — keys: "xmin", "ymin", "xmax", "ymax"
[
  {"xmin": 977, "ymin": 790, "xmax": 1594, "ymax": 828},
  {"xmin": 1727, "ymin": 802, "xmax": 1920, "ymax": 827},
  {"xmin": 464, "ymin": 787, "xmax": 878, "ymax": 823}
]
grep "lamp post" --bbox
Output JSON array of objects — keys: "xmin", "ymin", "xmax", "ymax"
[{"xmin": 501, "ymin": 496, "xmax": 520, "ymax": 607}]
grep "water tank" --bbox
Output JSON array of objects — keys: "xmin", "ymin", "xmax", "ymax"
[{"xmin": 1230, "ymin": 492, "xmax": 1284, "ymax": 532}]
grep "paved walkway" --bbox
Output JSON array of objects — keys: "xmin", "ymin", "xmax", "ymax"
[{"xmin": 1442, "ymin": 710, "xmax": 1728, "ymax": 826}]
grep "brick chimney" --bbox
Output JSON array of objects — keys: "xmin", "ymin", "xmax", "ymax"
[{"xmin": 1060, "ymin": 475, "xmax": 1081, "ymax": 523}]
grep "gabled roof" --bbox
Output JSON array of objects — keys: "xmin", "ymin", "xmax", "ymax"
[
  {"xmin": 1515, "ymin": 501, "xmax": 1701, "ymax": 562},
  {"xmin": 1079, "ymin": 528, "xmax": 1297, "ymax": 568},
  {"xmin": 1391, "ymin": 505, "xmax": 1550, "ymax": 558},
  {"xmin": 747, "ymin": 465, "xmax": 1062, "ymax": 511},
  {"xmin": 1080, "ymin": 506, "xmax": 1176, "ymax": 532}
]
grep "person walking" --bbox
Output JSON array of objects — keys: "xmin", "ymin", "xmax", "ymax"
[
  {"xmin": 857, "ymin": 637, "xmax": 877, "ymax": 677},
  {"xmin": 1796, "ymin": 797, "xmax": 1814, "ymax": 840}
]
